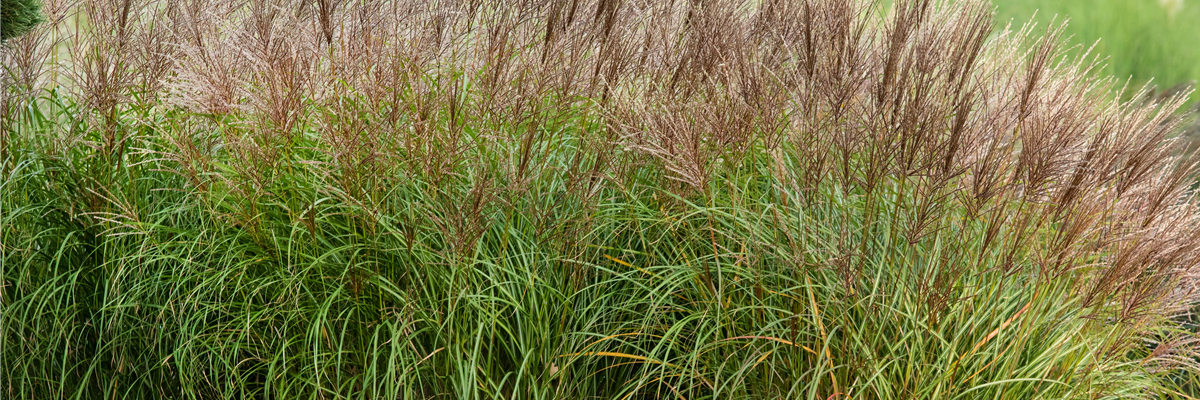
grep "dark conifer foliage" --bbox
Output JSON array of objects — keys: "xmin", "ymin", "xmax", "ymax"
[{"xmin": 0, "ymin": 0, "xmax": 43, "ymax": 42}]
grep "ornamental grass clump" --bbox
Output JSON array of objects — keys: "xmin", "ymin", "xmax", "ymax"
[{"xmin": 3, "ymin": 0, "xmax": 1200, "ymax": 398}]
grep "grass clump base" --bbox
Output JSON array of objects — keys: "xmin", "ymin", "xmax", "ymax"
[{"xmin": 3, "ymin": 0, "xmax": 1200, "ymax": 398}]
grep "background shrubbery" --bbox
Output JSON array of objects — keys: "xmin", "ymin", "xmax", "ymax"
[
  {"xmin": 991, "ymin": 0, "xmax": 1200, "ymax": 157},
  {"xmin": 994, "ymin": 0, "xmax": 1200, "ymax": 94},
  {"xmin": 3, "ymin": 0, "xmax": 1200, "ymax": 399}
]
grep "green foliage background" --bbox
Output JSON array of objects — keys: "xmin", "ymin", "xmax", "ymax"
[{"xmin": 993, "ymin": 0, "xmax": 1200, "ymax": 95}]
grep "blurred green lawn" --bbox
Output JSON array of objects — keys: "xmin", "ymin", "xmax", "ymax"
[{"xmin": 992, "ymin": 0, "xmax": 1200, "ymax": 98}]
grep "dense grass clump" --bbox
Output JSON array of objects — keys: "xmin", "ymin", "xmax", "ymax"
[{"xmin": 4, "ymin": 0, "xmax": 1200, "ymax": 398}]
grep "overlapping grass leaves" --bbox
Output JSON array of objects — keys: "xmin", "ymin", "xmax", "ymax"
[{"xmin": 4, "ymin": 0, "xmax": 1200, "ymax": 399}]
